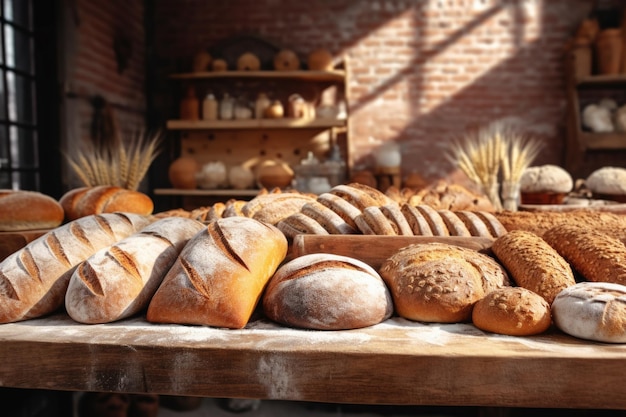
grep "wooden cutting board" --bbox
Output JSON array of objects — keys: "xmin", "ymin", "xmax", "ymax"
[
  {"xmin": 0, "ymin": 229, "xmax": 49, "ymax": 261},
  {"xmin": 292, "ymin": 234, "xmax": 494, "ymax": 270}
]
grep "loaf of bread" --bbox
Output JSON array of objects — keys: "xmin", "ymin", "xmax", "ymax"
[
  {"xmin": 329, "ymin": 183, "xmax": 394, "ymax": 210},
  {"xmin": 241, "ymin": 191, "xmax": 316, "ymax": 225},
  {"xmin": 262, "ymin": 253, "xmax": 393, "ymax": 330},
  {"xmin": 542, "ymin": 224, "xmax": 626, "ymax": 285},
  {"xmin": 379, "ymin": 243, "xmax": 509, "ymax": 323},
  {"xmin": 405, "ymin": 181, "xmax": 495, "ymax": 212},
  {"xmin": 491, "ymin": 230, "xmax": 576, "ymax": 304},
  {"xmin": 146, "ymin": 216, "xmax": 288, "ymax": 328},
  {"xmin": 60, "ymin": 185, "xmax": 154, "ymax": 221},
  {"xmin": 65, "ymin": 217, "xmax": 205, "ymax": 324},
  {"xmin": 0, "ymin": 189, "xmax": 64, "ymax": 231},
  {"xmin": 0, "ymin": 212, "xmax": 152, "ymax": 323},
  {"xmin": 472, "ymin": 287, "xmax": 552, "ymax": 336},
  {"xmin": 552, "ymin": 281, "xmax": 626, "ymax": 343}
]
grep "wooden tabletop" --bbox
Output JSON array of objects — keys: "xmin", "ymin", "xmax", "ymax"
[{"xmin": 1, "ymin": 313, "xmax": 625, "ymax": 409}]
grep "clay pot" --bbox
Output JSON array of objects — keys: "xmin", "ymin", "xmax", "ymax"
[
  {"xmin": 256, "ymin": 159, "xmax": 294, "ymax": 189},
  {"xmin": 237, "ymin": 52, "xmax": 261, "ymax": 71},
  {"xmin": 212, "ymin": 58, "xmax": 228, "ymax": 72},
  {"xmin": 179, "ymin": 86, "xmax": 199, "ymax": 120},
  {"xmin": 192, "ymin": 50, "xmax": 212, "ymax": 72},
  {"xmin": 307, "ymin": 48, "xmax": 334, "ymax": 70},
  {"xmin": 274, "ymin": 49, "xmax": 300, "ymax": 71},
  {"xmin": 168, "ymin": 157, "xmax": 199, "ymax": 189},
  {"xmin": 265, "ymin": 100, "xmax": 284, "ymax": 118},
  {"xmin": 595, "ymin": 28, "xmax": 623, "ymax": 75}
]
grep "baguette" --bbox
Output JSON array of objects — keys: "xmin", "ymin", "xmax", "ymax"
[
  {"xmin": 65, "ymin": 217, "xmax": 205, "ymax": 324},
  {"xmin": 0, "ymin": 213, "xmax": 152, "ymax": 323},
  {"xmin": 146, "ymin": 216, "xmax": 288, "ymax": 329}
]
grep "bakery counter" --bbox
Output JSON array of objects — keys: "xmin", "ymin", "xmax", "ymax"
[{"xmin": 1, "ymin": 313, "xmax": 625, "ymax": 410}]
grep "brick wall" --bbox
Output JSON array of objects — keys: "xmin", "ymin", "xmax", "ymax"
[
  {"xmin": 151, "ymin": 0, "xmax": 598, "ymax": 186},
  {"xmin": 61, "ymin": 0, "xmax": 146, "ymax": 189}
]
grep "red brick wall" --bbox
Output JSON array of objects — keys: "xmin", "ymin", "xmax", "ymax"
[
  {"xmin": 152, "ymin": 0, "xmax": 597, "ymax": 185},
  {"xmin": 62, "ymin": 0, "xmax": 146, "ymax": 188}
]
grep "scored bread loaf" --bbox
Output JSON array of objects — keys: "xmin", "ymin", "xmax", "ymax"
[
  {"xmin": 65, "ymin": 217, "xmax": 205, "ymax": 324},
  {"xmin": 491, "ymin": 230, "xmax": 576, "ymax": 304},
  {"xmin": 542, "ymin": 224, "xmax": 626, "ymax": 285},
  {"xmin": 0, "ymin": 189, "xmax": 64, "ymax": 231},
  {"xmin": 146, "ymin": 216, "xmax": 288, "ymax": 329},
  {"xmin": 472, "ymin": 287, "xmax": 552, "ymax": 336},
  {"xmin": 552, "ymin": 281, "xmax": 626, "ymax": 343},
  {"xmin": 0, "ymin": 212, "xmax": 152, "ymax": 323},
  {"xmin": 262, "ymin": 253, "xmax": 393, "ymax": 330},
  {"xmin": 60, "ymin": 185, "xmax": 154, "ymax": 221}
]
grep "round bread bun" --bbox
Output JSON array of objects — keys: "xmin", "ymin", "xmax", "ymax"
[
  {"xmin": 520, "ymin": 165, "xmax": 573, "ymax": 194},
  {"xmin": 586, "ymin": 166, "xmax": 626, "ymax": 198},
  {"xmin": 0, "ymin": 190, "xmax": 64, "ymax": 231},
  {"xmin": 552, "ymin": 281, "xmax": 626, "ymax": 343},
  {"xmin": 472, "ymin": 287, "xmax": 552, "ymax": 336},
  {"xmin": 263, "ymin": 253, "xmax": 393, "ymax": 330}
]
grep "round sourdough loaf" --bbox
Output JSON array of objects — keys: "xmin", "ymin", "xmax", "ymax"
[
  {"xmin": 552, "ymin": 282, "xmax": 626, "ymax": 343},
  {"xmin": 0, "ymin": 189, "xmax": 64, "ymax": 231},
  {"xmin": 262, "ymin": 253, "xmax": 393, "ymax": 330},
  {"xmin": 379, "ymin": 243, "xmax": 510, "ymax": 323},
  {"xmin": 472, "ymin": 287, "xmax": 552, "ymax": 336}
]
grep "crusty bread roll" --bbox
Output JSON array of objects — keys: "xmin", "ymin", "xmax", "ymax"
[
  {"xmin": 520, "ymin": 165, "xmax": 573, "ymax": 194},
  {"xmin": 263, "ymin": 253, "xmax": 393, "ymax": 330},
  {"xmin": 329, "ymin": 183, "xmax": 394, "ymax": 210},
  {"xmin": 146, "ymin": 216, "xmax": 288, "ymax": 329},
  {"xmin": 65, "ymin": 217, "xmax": 205, "ymax": 324},
  {"xmin": 491, "ymin": 230, "xmax": 576, "ymax": 304},
  {"xmin": 542, "ymin": 224, "xmax": 626, "ymax": 285},
  {"xmin": 379, "ymin": 243, "xmax": 509, "ymax": 323},
  {"xmin": 355, "ymin": 206, "xmax": 397, "ymax": 235},
  {"xmin": 299, "ymin": 201, "xmax": 357, "ymax": 235},
  {"xmin": 414, "ymin": 205, "xmax": 449, "ymax": 236},
  {"xmin": 437, "ymin": 209, "xmax": 471, "ymax": 237},
  {"xmin": 0, "ymin": 189, "xmax": 64, "ymax": 231},
  {"xmin": 400, "ymin": 203, "xmax": 433, "ymax": 236},
  {"xmin": 60, "ymin": 185, "xmax": 154, "ymax": 221},
  {"xmin": 241, "ymin": 191, "xmax": 315, "ymax": 225},
  {"xmin": 0, "ymin": 213, "xmax": 151, "ymax": 323},
  {"xmin": 316, "ymin": 192, "xmax": 362, "ymax": 230},
  {"xmin": 472, "ymin": 287, "xmax": 552, "ymax": 336},
  {"xmin": 552, "ymin": 281, "xmax": 626, "ymax": 343},
  {"xmin": 276, "ymin": 212, "xmax": 329, "ymax": 241}
]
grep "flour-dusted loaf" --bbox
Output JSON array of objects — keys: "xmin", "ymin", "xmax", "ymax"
[
  {"xmin": 379, "ymin": 243, "xmax": 509, "ymax": 323},
  {"xmin": 542, "ymin": 224, "xmax": 626, "ymax": 286},
  {"xmin": 0, "ymin": 189, "xmax": 65, "ymax": 231},
  {"xmin": 263, "ymin": 253, "xmax": 393, "ymax": 330},
  {"xmin": 491, "ymin": 230, "xmax": 576, "ymax": 304},
  {"xmin": 0, "ymin": 213, "xmax": 152, "ymax": 323},
  {"xmin": 472, "ymin": 286, "xmax": 552, "ymax": 336},
  {"xmin": 65, "ymin": 217, "xmax": 205, "ymax": 324},
  {"xmin": 60, "ymin": 185, "xmax": 154, "ymax": 221},
  {"xmin": 552, "ymin": 282, "xmax": 626, "ymax": 343},
  {"xmin": 146, "ymin": 216, "xmax": 288, "ymax": 329}
]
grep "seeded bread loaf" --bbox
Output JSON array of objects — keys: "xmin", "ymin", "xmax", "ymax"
[
  {"xmin": 263, "ymin": 253, "xmax": 393, "ymax": 330},
  {"xmin": 491, "ymin": 230, "xmax": 576, "ymax": 304},
  {"xmin": 0, "ymin": 213, "xmax": 151, "ymax": 323},
  {"xmin": 472, "ymin": 286, "xmax": 552, "ymax": 336}
]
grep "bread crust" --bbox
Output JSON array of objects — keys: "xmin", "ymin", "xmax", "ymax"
[
  {"xmin": 0, "ymin": 190, "xmax": 64, "ymax": 231},
  {"xmin": 65, "ymin": 217, "xmax": 205, "ymax": 324},
  {"xmin": 400, "ymin": 204, "xmax": 433, "ymax": 236},
  {"xmin": 414, "ymin": 205, "xmax": 449, "ymax": 236},
  {"xmin": 262, "ymin": 253, "xmax": 393, "ymax": 330},
  {"xmin": 380, "ymin": 204, "xmax": 414, "ymax": 236},
  {"xmin": 454, "ymin": 211, "xmax": 494, "ymax": 238},
  {"xmin": 491, "ymin": 230, "xmax": 576, "ymax": 304},
  {"xmin": 60, "ymin": 186, "xmax": 154, "ymax": 221},
  {"xmin": 300, "ymin": 201, "xmax": 357, "ymax": 235},
  {"xmin": 437, "ymin": 210, "xmax": 471, "ymax": 237},
  {"xmin": 146, "ymin": 216, "xmax": 288, "ymax": 329},
  {"xmin": 276, "ymin": 212, "xmax": 329, "ymax": 240},
  {"xmin": 316, "ymin": 193, "xmax": 362, "ymax": 230},
  {"xmin": 0, "ymin": 213, "xmax": 151, "ymax": 323},
  {"xmin": 472, "ymin": 287, "xmax": 552, "ymax": 336}
]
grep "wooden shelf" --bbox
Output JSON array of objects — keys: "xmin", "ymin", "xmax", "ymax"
[
  {"xmin": 2, "ymin": 313, "xmax": 626, "ymax": 409},
  {"xmin": 575, "ymin": 73, "xmax": 626, "ymax": 88},
  {"xmin": 579, "ymin": 131, "xmax": 626, "ymax": 150},
  {"xmin": 153, "ymin": 188, "xmax": 261, "ymax": 197},
  {"xmin": 169, "ymin": 69, "xmax": 346, "ymax": 82},
  {"xmin": 166, "ymin": 118, "xmax": 346, "ymax": 130}
]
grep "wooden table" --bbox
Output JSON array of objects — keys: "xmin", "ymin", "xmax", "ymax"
[{"xmin": 1, "ymin": 313, "xmax": 625, "ymax": 410}]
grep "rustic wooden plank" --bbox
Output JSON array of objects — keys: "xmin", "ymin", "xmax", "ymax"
[
  {"xmin": 292, "ymin": 235, "xmax": 495, "ymax": 270},
  {"xmin": 1, "ymin": 314, "xmax": 626, "ymax": 409}
]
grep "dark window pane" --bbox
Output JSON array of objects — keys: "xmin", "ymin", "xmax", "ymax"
[
  {"xmin": 0, "ymin": 69, "xmax": 5, "ymax": 120},
  {"xmin": 0, "ymin": 171, "xmax": 10, "ymax": 188},
  {"xmin": 0, "ymin": 26, "xmax": 4, "ymax": 65},
  {"xmin": 4, "ymin": 0, "xmax": 31, "ymax": 29},
  {"xmin": 0, "ymin": 124, "xmax": 8, "ymax": 168},
  {"xmin": 4, "ymin": 25, "xmax": 32, "ymax": 73},
  {"xmin": 10, "ymin": 125, "xmax": 37, "ymax": 168},
  {"xmin": 7, "ymin": 71, "xmax": 34, "ymax": 123},
  {"xmin": 15, "ymin": 170, "xmax": 37, "ymax": 189}
]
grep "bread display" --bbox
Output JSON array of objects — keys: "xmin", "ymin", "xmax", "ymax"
[
  {"xmin": 472, "ymin": 287, "xmax": 552, "ymax": 336},
  {"xmin": 552, "ymin": 282, "xmax": 626, "ymax": 343},
  {"xmin": 65, "ymin": 217, "xmax": 205, "ymax": 324},
  {"xmin": 0, "ymin": 189, "xmax": 64, "ymax": 231},
  {"xmin": 60, "ymin": 185, "xmax": 154, "ymax": 221},
  {"xmin": 519, "ymin": 164, "xmax": 573, "ymax": 204},
  {"xmin": 0, "ymin": 213, "xmax": 152, "ymax": 323},
  {"xmin": 379, "ymin": 243, "xmax": 509, "ymax": 323},
  {"xmin": 262, "ymin": 253, "xmax": 393, "ymax": 330},
  {"xmin": 542, "ymin": 224, "xmax": 626, "ymax": 285},
  {"xmin": 491, "ymin": 230, "xmax": 576, "ymax": 304},
  {"xmin": 146, "ymin": 216, "xmax": 288, "ymax": 329}
]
